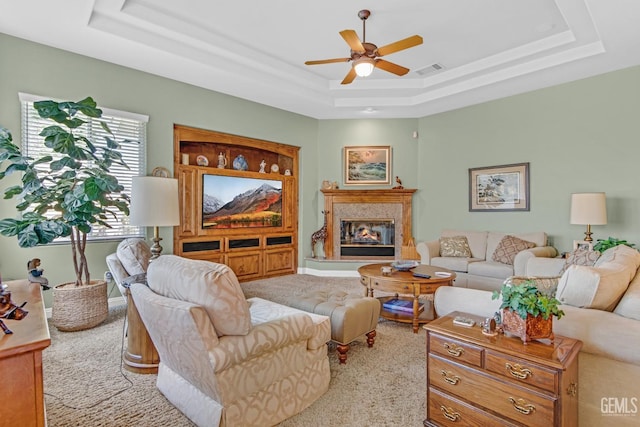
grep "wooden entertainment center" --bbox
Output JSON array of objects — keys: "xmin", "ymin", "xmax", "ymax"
[{"xmin": 173, "ymin": 125, "xmax": 299, "ymax": 281}]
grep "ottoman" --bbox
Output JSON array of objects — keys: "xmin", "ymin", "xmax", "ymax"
[{"xmin": 289, "ymin": 290, "xmax": 381, "ymax": 364}]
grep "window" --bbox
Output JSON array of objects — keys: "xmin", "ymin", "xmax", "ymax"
[{"xmin": 19, "ymin": 93, "xmax": 148, "ymax": 241}]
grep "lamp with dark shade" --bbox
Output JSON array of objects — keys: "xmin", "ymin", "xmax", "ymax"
[
  {"xmin": 129, "ymin": 176, "xmax": 180, "ymax": 259},
  {"xmin": 570, "ymin": 192, "xmax": 607, "ymax": 242}
]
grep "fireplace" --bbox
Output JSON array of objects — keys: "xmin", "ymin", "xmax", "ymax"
[
  {"xmin": 340, "ymin": 218, "xmax": 395, "ymax": 257},
  {"xmin": 320, "ymin": 189, "xmax": 416, "ymax": 260}
]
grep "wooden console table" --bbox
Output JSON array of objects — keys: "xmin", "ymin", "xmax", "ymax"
[
  {"xmin": 424, "ymin": 311, "xmax": 581, "ymax": 426},
  {"xmin": 0, "ymin": 280, "xmax": 51, "ymax": 427}
]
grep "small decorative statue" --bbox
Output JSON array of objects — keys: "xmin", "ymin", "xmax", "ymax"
[
  {"xmin": 27, "ymin": 258, "xmax": 50, "ymax": 290},
  {"xmin": 392, "ymin": 176, "xmax": 404, "ymax": 189},
  {"xmin": 259, "ymin": 159, "xmax": 267, "ymax": 173},
  {"xmin": 217, "ymin": 152, "xmax": 228, "ymax": 169},
  {"xmin": 311, "ymin": 210, "xmax": 329, "ymax": 258}
]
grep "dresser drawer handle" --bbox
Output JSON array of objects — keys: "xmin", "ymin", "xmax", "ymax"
[
  {"xmin": 509, "ymin": 397, "xmax": 536, "ymax": 415},
  {"xmin": 440, "ymin": 405, "xmax": 461, "ymax": 422},
  {"xmin": 505, "ymin": 362, "xmax": 532, "ymax": 380},
  {"xmin": 443, "ymin": 342, "xmax": 464, "ymax": 357},
  {"xmin": 440, "ymin": 370, "xmax": 460, "ymax": 385}
]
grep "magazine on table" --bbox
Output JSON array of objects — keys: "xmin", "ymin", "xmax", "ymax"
[{"xmin": 382, "ymin": 298, "xmax": 424, "ymax": 313}]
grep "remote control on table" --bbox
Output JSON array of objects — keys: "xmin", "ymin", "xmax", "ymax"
[
  {"xmin": 413, "ymin": 272, "xmax": 431, "ymax": 279},
  {"xmin": 453, "ymin": 316, "xmax": 476, "ymax": 327}
]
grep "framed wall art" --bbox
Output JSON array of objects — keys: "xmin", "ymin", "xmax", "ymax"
[
  {"xmin": 469, "ymin": 162, "xmax": 530, "ymax": 212},
  {"xmin": 343, "ymin": 145, "xmax": 391, "ymax": 185},
  {"xmin": 573, "ymin": 240, "xmax": 593, "ymax": 251}
]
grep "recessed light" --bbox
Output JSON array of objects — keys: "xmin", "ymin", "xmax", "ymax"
[{"xmin": 363, "ymin": 107, "xmax": 376, "ymax": 113}]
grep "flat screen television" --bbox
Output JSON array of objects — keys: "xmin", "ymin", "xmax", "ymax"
[{"xmin": 202, "ymin": 174, "xmax": 282, "ymax": 229}]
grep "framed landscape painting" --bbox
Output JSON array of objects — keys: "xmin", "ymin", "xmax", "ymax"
[
  {"xmin": 469, "ymin": 162, "xmax": 530, "ymax": 212},
  {"xmin": 344, "ymin": 146, "xmax": 391, "ymax": 185}
]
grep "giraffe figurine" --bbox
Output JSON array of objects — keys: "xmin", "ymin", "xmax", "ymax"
[{"xmin": 311, "ymin": 210, "xmax": 329, "ymax": 258}]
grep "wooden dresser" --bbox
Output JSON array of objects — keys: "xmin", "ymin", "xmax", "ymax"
[
  {"xmin": 424, "ymin": 311, "xmax": 581, "ymax": 427},
  {"xmin": 0, "ymin": 280, "xmax": 51, "ymax": 427}
]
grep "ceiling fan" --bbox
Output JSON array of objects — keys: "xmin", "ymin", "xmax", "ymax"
[{"xmin": 305, "ymin": 9, "xmax": 423, "ymax": 84}]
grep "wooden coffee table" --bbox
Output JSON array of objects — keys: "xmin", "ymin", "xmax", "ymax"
[{"xmin": 358, "ymin": 264, "xmax": 456, "ymax": 333}]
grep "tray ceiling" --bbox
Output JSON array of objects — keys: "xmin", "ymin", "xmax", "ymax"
[{"xmin": 1, "ymin": 0, "xmax": 640, "ymax": 119}]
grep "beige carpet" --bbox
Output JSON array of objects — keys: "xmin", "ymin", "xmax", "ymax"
[{"xmin": 43, "ymin": 275, "xmax": 427, "ymax": 426}]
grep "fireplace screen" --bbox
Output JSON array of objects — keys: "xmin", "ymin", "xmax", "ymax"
[{"xmin": 340, "ymin": 218, "xmax": 395, "ymax": 257}]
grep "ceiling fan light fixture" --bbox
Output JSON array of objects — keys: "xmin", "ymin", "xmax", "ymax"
[{"xmin": 353, "ymin": 57, "xmax": 375, "ymax": 77}]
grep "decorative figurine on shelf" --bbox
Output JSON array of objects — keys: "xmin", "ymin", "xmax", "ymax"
[
  {"xmin": 233, "ymin": 154, "xmax": 249, "ymax": 171},
  {"xmin": 217, "ymin": 152, "xmax": 227, "ymax": 169},
  {"xmin": 27, "ymin": 258, "xmax": 50, "ymax": 290},
  {"xmin": 392, "ymin": 176, "xmax": 404, "ymax": 189},
  {"xmin": 259, "ymin": 159, "xmax": 267, "ymax": 173},
  {"xmin": 311, "ymin": 210, "xmax": 329, "ymax": 259}
]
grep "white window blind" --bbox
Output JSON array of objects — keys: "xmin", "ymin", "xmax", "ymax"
[{"xmin": 19, "ymin": 93, "xmax": 148, "ymax": 241}]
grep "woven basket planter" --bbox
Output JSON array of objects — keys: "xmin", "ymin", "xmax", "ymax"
[{"xmin": 52, "ymin": 280, "xmax": 108, "ymax": 332}]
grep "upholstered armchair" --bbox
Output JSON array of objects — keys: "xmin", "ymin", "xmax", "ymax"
[
  {"xmin": 130, "ymin": 255, "xmax": 331, "ymax": 427},
  {"xmin": 105, "ymin": 237, "xmax": 152, "ymax": 299}
]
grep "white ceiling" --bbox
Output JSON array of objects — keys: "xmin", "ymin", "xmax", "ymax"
[{"xmin": 2, "ymin": 1, "xmax": 640, "ymax": 119}]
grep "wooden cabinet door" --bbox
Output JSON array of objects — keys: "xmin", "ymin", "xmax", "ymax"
[
  {"xmin": 265, "ymin": 248, "xmax": 295, "ymax": 275},
  {"xmin": 226, "ymin": 251, "xmax": 262, "ymax": 280}
]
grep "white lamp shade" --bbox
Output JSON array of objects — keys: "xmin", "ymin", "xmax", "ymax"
[
  {"xmin": 129, "ymin": 176, "xmax": 180, "ymax": 227},
  {"xmin": 570, "ymin": 192, "xmax": 607, "ymax": 225},
  {"xmin": 353, "ymin": 58, "xmax": 375, "ymax": 77}
]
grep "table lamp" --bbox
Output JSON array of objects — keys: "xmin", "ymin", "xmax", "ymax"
[
  {"xmin": 570, "ymin": 192, "xmax": 607, "ymax": 242},
  {"xmin": 129, "ymin": 176, "xmax": 180, "ymax": 259}
]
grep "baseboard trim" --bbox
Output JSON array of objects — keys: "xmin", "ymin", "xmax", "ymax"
[
  {"xmin": 297, "ymin": 267, "xmax": 360, "ymax": 277},
  {"xmin": 45, "ymin": 296, "xmax": 126, "ymax": 319}
]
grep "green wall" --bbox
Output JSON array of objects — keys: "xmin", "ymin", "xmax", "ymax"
[
  {"xmin": 0, "ymin": 33, "xmax": 318, "ymax": 306},
  {"xmin": 415, "ymin": 67, "xmax": 640, "ymax": 252},
  {"xmin": 2, "ymin": 32, "xmax": 640, "ymax": 301}
]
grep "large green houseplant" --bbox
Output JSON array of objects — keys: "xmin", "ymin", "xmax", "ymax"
[
  {"xmin": 492, "ymin": 280, "xmax": 564, "ymax": 344},
  {"xmin": 0, "ymin": 97, "xmax": 131, "ymax": 330}
]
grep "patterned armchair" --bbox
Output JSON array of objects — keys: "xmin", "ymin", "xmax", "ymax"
[{"xmin": 130, "ymin": 255, "xmax": 330, "ymax": 427}]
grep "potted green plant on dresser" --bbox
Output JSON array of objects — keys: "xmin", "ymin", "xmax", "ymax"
[
  {"xmin": 0, "ymin": 97, "xmax": 132, "ymax": 331},
  {"xmin": 492, "ymin": 279, "xmax": 565, "ymax": 344}
]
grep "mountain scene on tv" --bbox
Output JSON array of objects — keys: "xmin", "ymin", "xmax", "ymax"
[{"xmin": 202, "ymin": 177, "xmax": 282, "ymax": 229}]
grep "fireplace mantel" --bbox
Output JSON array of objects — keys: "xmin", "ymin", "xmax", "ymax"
[{"xmin": 320, "ymin": 189, "xmax": 416, "ymax": 260}]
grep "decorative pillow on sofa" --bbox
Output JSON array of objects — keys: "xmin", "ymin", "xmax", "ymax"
[
  {"xmin": 558, "ymin": 248, "xmax": 601, "ymax": 275},
  {"xmin": 439, "ymin": 236, "xmax": 472, "ymax": 257},
  {"xmin": 116, "ymin": 238, "xmax": 151, "ymax": 276},
  {"xmin": 555, "ymin": 245, "xmax": 640, "ymax": 311},
  {"xmin": 147, "ymin": 255, "xmax": 251, "ymax": 336},
  {"xmin": 491, "ymin": 235, "xmax": 536, "ymax": 265},
  {"xmin": 505, "ymin": 276, "xmax": 560, "ymax": 297}
]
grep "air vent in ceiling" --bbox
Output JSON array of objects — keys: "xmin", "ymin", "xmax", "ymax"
[{"xmin": 415, "ymin": 63, "xmax": 445, "ymax": 76}]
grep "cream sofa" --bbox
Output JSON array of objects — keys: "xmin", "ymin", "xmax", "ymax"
[
  {"xmin": 130, "ymin": 255, "xmax": 331, "ymax": 427},
  {"xmin": 416, "ymin": 230, "xmax": 557, "ymax": 291},
  {"xmin": 433, "ymin": 245, "xmax": 640, "ymax": 426}
]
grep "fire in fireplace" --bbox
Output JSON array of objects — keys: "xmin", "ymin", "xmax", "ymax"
[{"xmin": 340, "ymin": 219, "xmax": 395, "ymax": 257}]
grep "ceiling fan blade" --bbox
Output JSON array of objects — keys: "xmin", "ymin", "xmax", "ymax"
[
  {"xmin": 375, "ymin": 59, "xmax": 410, "ymax": 76},
  {"xmin": 376, "ymin": 35, "xmax": 423, "ymax": 57},
  {"xmin": 341, "ymin": 68, "xmax": 357, "ymax": 85},
  {"xmin": 305, "ymin": 58, "xmax": 351, "ymax": 65},
  {"xmin": 339, "ymin": 29, "xmax": 365, "ymax": 52}
]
